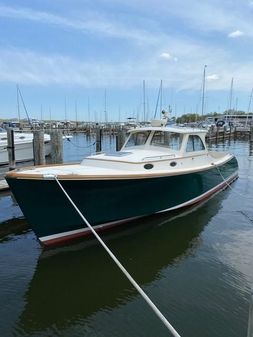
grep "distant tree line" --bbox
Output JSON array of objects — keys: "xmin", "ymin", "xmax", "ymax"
[{"xmin": 176, "ymin": 110, "xmax": 253, "ymax": 124}]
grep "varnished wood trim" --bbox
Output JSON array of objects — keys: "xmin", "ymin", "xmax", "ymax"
[{"xmin": 6, "ymin": 155, "xmax": 235, "ymax": 181}]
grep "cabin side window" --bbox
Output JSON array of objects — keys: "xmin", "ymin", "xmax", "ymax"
[
  {"xmin": 186, "ymin": 135, "xmax": 205, "ymax": 152},
  {"xmin": 125, "ymin": 131, "xmax": 150, "ymax": 147},
  {"xmin": 151, "ymin": 131, "xmax": 182, "ymax": 150}
]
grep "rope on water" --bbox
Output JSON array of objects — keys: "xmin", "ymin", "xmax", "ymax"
[
  {"xmin": 54, "ymin": 175, "xmax": 182, "ymax": 337},
  {"xmin": 66, "ymin": 138, "xmax": 96, "ymax": 149},
  {"xmin": 211, "ymin": 161, "xmax": 253, "ymax": 200},
  {"xmin": 237, "ymin": 210, "xmax": 253, "ymax": 224}
]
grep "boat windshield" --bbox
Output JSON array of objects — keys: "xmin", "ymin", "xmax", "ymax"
[
  {"xmin": 0, "ymin": 127, "xmax": 5, "ymax": 133},
  {"xmin": 125, "ymin": 131, "xmax": 150, "ymax": 147},
  {"xmin": 151, "ymin": 131, "xmax": 183, "ymax": 150}
]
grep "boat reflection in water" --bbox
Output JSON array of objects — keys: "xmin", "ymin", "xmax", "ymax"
[{"xmin": 15, "ymin": 193, "xmax": 225, "ymax": 336}]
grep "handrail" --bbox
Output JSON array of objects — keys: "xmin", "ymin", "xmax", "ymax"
[{"xmin": 142, "ymin": 154, "xmax": 176, "ymax": 161}]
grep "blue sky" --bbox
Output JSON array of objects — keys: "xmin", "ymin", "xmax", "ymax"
[{"xmin": 0, "ymin": 0, "xmax": 253, "ymax": 121}]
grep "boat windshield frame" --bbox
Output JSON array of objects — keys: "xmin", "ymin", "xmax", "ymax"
[
  {"xmin": 150, "ymin": 131, "xmax": 183, "ymax": 151},
  {"xmin": 124, "ymin": 131, "xmax": 151, "ymax": 147}
]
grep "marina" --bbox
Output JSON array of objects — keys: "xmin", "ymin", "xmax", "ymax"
[
  {"xmin": 0, "ymin": 133, "xmax": 253, "ymax": 337},
  {"xmin": 2, "ymin": 1, "xmax": 253, "ymax": 336}
]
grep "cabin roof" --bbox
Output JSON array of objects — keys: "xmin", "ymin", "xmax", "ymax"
[{"xmin": 128, "ymin": 126, "xmax": 207, "ymax": 134}]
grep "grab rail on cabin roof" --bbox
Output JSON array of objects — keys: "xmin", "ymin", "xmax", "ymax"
[{"xmin": 142, "ymin": 154, "xmax": 176, "ymax": 161}]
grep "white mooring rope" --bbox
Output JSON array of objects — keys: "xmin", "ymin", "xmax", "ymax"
[
  {"xmin": 212, "ymin": 162, "xmax": 253, "ymax": 200},
  {"xmin": 54, "ymin": 176, "xmax": 182, "ymax": 337}
]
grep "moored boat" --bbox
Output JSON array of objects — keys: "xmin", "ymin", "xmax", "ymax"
[
  {"xmin": 0, "ymin": 128, "xmax": 51, "ymax": 165},
  {"xmin": 6, "ymin": 120, "xmax": 238, "ymax": 246}
]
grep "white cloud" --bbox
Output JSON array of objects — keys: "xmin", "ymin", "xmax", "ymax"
[
  {"xmin": 159, "ymin": 53, "xmax": 178, "ymax": 62},
  {"xmin": 159, "ymin": 52, "xmax": 172, "ymax": 60},
  {"xmin": 228, "ymin": 30, "xmax": 244, "ymax": 38},
  {"xmin": 206, "ymin": 74, "xmax": 219, "ymax": 81},
  {"xmin": 0, "ymin": 5, "xmax": 157, "ymax": 45},
  {"xmin": 0, "ymin": 47, "xmax": 252, "ymax": 93}
]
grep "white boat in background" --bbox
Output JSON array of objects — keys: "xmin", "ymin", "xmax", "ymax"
[{"xmin": 0, "ymin": 128, "xmax": 51, "ymax": 165}]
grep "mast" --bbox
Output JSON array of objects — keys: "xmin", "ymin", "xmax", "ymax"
[
  {"xmin": 228, "ymin": 77, "xmax": 234, "ymax": 119},
  {"xmin": 75, "ymin": 101, "xmax": 78, "ymax": 127},
  {"xmin": 49, "ymin": 107, "xmax": 52, "ymax": 129},
  {"xmin": 64, "ymin": 96, "xmax": 67, "ymax": 123},
  {"xmin": 104, "ymin": 89, "xmax": 107, "ymax": 123},
  {"xmin": 17, "ymin": 85, "xmax": 31, "ymax": 126},
  {"xmin": 201, "ymin": 65, "xmax": 207, "ymax": 116},
  {"xmin": 87, "ymin": 96, "xmax": 90, "ymax": 123},
  {"xmin": 160, "ymin": 79, "xmax": 163, "ymax": 115},
  {"xmin": 40, "ymin": 104, "xmax": 43, "ymax": 122},
  {"xmin": 246, "ymin": 88, "xmax": 253, "ymax": 126},
  {"xmin": 143, "ymin": 80, "xmax": 146, "ymax": 122},
  {"xmin": 16, "ymin": 84, "xmax": 20, "ymax": 123}
]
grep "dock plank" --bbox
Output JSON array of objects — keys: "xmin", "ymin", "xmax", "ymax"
[{"xmin": 0, "ymin": 179, "xmax": 9, "ymax": 191}]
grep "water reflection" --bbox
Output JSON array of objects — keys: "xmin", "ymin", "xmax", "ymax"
[
  {"xmin": 0, "ymin": 190, "xmax": 24, "ymax": 227},
  {"xmin": 16, "ymin": 195, "xmax": 224, "ymax": 335},
  {"xmin": 250, "ymin": 141, "xmax": 253, "ymax": 156}
]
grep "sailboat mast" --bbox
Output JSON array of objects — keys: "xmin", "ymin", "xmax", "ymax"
[
  {"xmin": 246, "ymin": 88, "xmax": 253, "ymax": 126},
  {"xmin": 228, "ymin": 77, "xmax": 234, "ymax": 112},
  {"xmin": 75, "ymin": 101, "xmax": 78, "ymax": 127},
  {"xmin": 160, "ymin": 79, "xmax": 163, "ymax": 114},
  {"xmin": 201, "ymin": 65, "xmax": 207, "ymax": 116},
  {"xmin": 16, "ymin": 84, "xmax": 21, "ymax": 123},
  {"xmin": 143, "ymin": 80, "xmax": 146, "ymax": 122},
  {"xmin": 104, "ymin": 89, "xmax": 107, "ymax": 123}
]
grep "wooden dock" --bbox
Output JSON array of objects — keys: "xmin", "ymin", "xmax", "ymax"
[{"xmin": 0, "ymin": 179, "xmax": 9, "ymax": 191}]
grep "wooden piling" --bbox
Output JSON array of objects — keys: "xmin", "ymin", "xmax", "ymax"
[
  {"xmin": 250, "ymin": 125, "xmax": 253, "ymax": 156},
  {"xmin": 116, "ymin": 130, "xmax": 126, "ymax": 151},
  {"xmin": 215, "ymin": 127, "xmax": 219, "ymax": 143},
  {"xmin": 6, "ymin": 128, "xmax": 16, "ymax": 170},
  {"xmin": 33, "ymin": 130, "xmax": 45, "ymax": 165},
  {"xmin": 96, "ymin": 126, "xmax": 102, "ymax": 153},
  {"xmin": 50, "ymin": 130, "xmax": 63, "ymax": 164},
  {"xmin": 250, "ymin": 125, "xmax": 253, "ymax": 141}
]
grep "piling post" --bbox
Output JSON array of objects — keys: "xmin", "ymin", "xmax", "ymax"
[
  {"xmin": 250, "ymin": 125, "xmax": 253, "ymax": 156},
  {"xmin": 33, "ymin": 130, "xmax": 45, "ymax": 165},
  {"xmin": 50, "ymin": 129, "xmax": 63, "ymax": 164},
  {"xmin": 96, "ymin": 125, "xmax": 102, "ymax": 153},
  {"xmin": 116, "ymin": 130, "xmax": 126, "ymax": 151},
  {"xmin": 6, "ymin": 128, "xmax": 16, "ymax": 170},
  {"xmin": 215, "ymin": 127, "xmax": 219, "ymax": 143},
  {"xmin": 234, "ymin": 126, "xmax": 237, "ymax": 141}
]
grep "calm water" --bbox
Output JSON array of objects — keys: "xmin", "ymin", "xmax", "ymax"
[{"xmin": 0, "ymin": 135, "xmax": 253, "ymax": 337}]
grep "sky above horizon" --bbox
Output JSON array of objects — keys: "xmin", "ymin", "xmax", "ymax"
[{"xmin": 1, "ymin": 0, "xmax": 253, "ymax": 121}]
